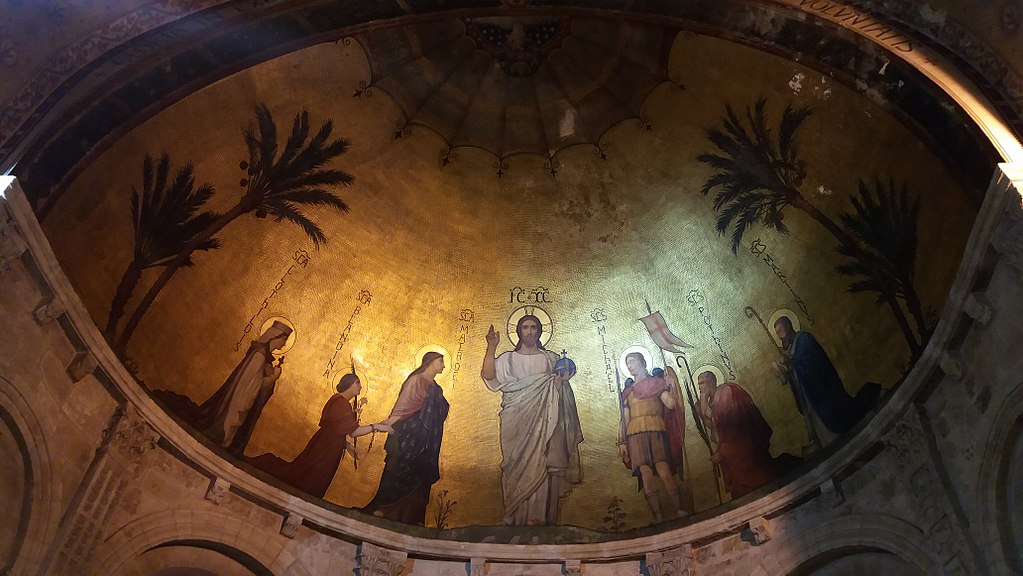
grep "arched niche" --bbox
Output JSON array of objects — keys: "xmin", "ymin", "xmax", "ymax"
[
  {"xmin": 976, "ymin": 379, "xmax": 1023, "ymax": 575},
  {"xmin": 0, "ymin": 406, "xmax": 30, "ymax": 573},
  {"xmin": 114, "ymin": 542, "xmax": 270, "ymax": 576},
  {"xmin": 999, "ymin": 413, "xmax": 1023, "ymax": 573},
  {"xmin": 91, "ymin": 510, "xmax": 312, "ymax": 576},
  {"xmin": 790, "ymin": 548, "xmax": 925, "ymax": 576},
  {"xmin": 0, "ymin": 376, "xmax": 56, "ymax": 576}
]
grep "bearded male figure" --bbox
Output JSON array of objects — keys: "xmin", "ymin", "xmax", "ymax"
[
  {"xmin": 772, "ymin": 316, "xmax": 880, "ymax": 451},
  {"xmin": 697, "ymin": 370, "xmax": 800, "ymax": 498},
  {"xmin": 481, "ymin": 315, "xmax": 584, "ymax": 526}
]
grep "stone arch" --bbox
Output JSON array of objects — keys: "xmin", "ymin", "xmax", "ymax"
[
  {"xmin": 753, "ymin": 514, "xmax": 941, "ymax": 576},
  {"xmin": 0, "ymin": 375, "xmax": 58, "ymax": 575},
  {"xmin": 112, "ymin": 541, "xmax": 276, "ymax": 576},
  {"xmin": 90, "ymin": 509, "xmax": 312, "ymax": 576},
  {"xmin": 975, "ymin": 379, "xmax": 1023, "ymax": 574}
]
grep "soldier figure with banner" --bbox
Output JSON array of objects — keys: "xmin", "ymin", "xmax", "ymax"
[{"xmin": 617, "ymin": 347, "xmax": 689, "ymax": 522}]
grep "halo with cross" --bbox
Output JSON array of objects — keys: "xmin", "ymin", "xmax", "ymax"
[{"xmin": 506, "ymin": 305, "xmax": 553, "ymax": 348}]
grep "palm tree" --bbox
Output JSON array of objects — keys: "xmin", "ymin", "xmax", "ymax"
[
  {"xmin": 103, "ymin": 154, "xmax": 221, "ymax": 338},
  {"xmin": 836, "ymin": 179, "xmax": 928, "ymax": 345},
  {"xmin": 114, "ymin": 104, "xmax": 354, "ymax": 352},
  {"xmin": 697, "ymin": 99, "xmax": 920, "ymax": 355}
]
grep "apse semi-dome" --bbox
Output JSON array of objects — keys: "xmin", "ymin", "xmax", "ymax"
[{"xmin": 4, "ymin": 3, "xmax": 1018, "ymax": 567}]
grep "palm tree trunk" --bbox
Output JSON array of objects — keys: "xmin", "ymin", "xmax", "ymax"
[
  {"xmin": 114, "ymin": 203, "xmax": 249, "ymax": 354},
  {"xmin": 104, "ymin": 258, "xmax": 143, "ymax": 338},
  {"xmin": 791, "ymin": 193, "xmax": 922, "ymax": 357}
]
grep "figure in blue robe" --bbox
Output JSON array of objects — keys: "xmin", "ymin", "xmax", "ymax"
[{"xmin": 773, "ymin": 316, "xmax": 880, "ymax": 450}]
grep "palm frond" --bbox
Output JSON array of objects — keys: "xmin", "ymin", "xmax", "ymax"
[
  {"xmin": 696, "ymin": 100, "xmax": 809, "ymax": 253},
  {"xmin": 778, "ymin": 104, "xmax": 813, "ymax": 163},
  {"xmin": 264, "ymin": 199, "xmax": 328, "ymax": 247},
  {"xmin": 130, "ymin": 154, "xmax": 221, "ymax": 269},
  {"xmin": 275, "ymin": 188, "xmax": 350, "ymax": 212},
  {"xmin": 239, "ymin": 105, "xmax": 355, "ymax": 248}
]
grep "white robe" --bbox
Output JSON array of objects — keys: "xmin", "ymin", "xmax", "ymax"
[{"xmin": 485, "ymin": 350, "xmax": 583, "ymax": 525}]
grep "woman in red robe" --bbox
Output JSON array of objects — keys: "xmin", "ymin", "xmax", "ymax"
[{"xmin": 247, "ymin": 372, "xmax": 391, "ymax": 498}]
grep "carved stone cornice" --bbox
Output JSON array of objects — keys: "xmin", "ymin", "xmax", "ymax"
[
  {"xmin": 204, "ymin": 477, "xmax": 230, "ymax": 505},
  {"xmin": 962, "ymin": 292, "xmax": 994, "ymax": 325},
  {"xmin": 281, "ymin": 513, "xmax": 302, "ymax": 539},
  {"xmin": 747, "ymin": 517, "xmax": 770, "ymax": 545},
  {"xmin": 65, "ymin": 350, "xmax": 98, "ymax": 383},
  {"xmin": 646, "ymin": 544, "xmax": 694, "ymax": 576},
  {"xmin": 883, "ymin": 409, "xmax": 926, "ymax": 467},
  {"xmin": 939, "ymin": 351, "xmax": 967, "ymax": 381},
  {"xmin": 108, "ymin": 405, "xmax": 159, "ymax": 471},
  {"xmin": 358, "ymin": 542, "xmax": 408, "ymax": 576},
  {"xmin": 33, "ymin": 297, "xmax": 64, "ymax": 324}
]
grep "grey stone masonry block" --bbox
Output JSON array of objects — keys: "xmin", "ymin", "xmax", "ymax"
[
  {"xmin": 963, "ymin": 292, "xmax": 995, "ymax": 325},
  {"xmin": 940, "ymin": 351, "xmax": 967, "ymax": 380},
  {"xmin": 204, "ymin": 477, "xmax": 230, "ymax": 505},
  {"xmin": 358, "ymin": 542, "xmax": 408, "ymax": 576},
  {"xmin": 65, "ymin": 350, "xmax": 98, "ymax": 383},
  {"xmin": 33, "ymin": 298, "xmax": 64, "ymax": 324},
  {"xmin": 280, "ymin": 512, "xmax": 302, "ymax": 539}
]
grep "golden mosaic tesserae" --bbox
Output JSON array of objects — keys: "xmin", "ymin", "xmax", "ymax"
[{"xmin": 16, "ymin": 5, "xmax": 1000, "ymax": 543}]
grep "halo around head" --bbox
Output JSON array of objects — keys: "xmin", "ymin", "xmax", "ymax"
[
  {"xmin": 768, "ymin": 308, "xmax": 801, "ymax": 347},
  {"xmin": 260, "ymin": 316, "xmax": 296, "ymax": 355},
  {"xmin": 694, "ymin": 364, "xmax": 725, "ymax": 387},
  {"xmin": 619, "ymin": 345, "xmax": 655, "ymax": 377},
  {"xmin": 506, "ymin": 305, "xmax": 553, "ymax": 348},
  {"xmin": 414, "ymin": 344, "xmax": 449, "ymax": 375}
]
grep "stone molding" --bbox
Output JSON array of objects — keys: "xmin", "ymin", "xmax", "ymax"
[
  {"xmin": 991, "ymin": 187, "xmax": 1023, "ymax": 280},
  {"xmin": 204, "ymin": 477, "xmax": 230, "ymax": 505},
  {"xmin": 65, "ymin": 350, "xmax": 98, "ymax": 383},
  {"xmin": 646, "ymin": 544, "xmax": 693, "ymax": 576},
  {"xmin": 358, "ymin": 542, "xmax": 408, "ymax": 576},
  {"xmin": 32, "ymin": 297, "xmax": 64, "ymax": 324},
  {"xmin": 46, "ymin": 405, "xmax": 158, "ymax": 575},
  {"xmin": 747, "ymin": 517, "xmax": 770, "ymax": 546},
  {"xmin": 939, "ymin": 350, "xmax": 967, "ymax": 381},
  {"xmin": 962, "ymin": 292, "xmax": 994, "ymax": 324},
  {"xmin": 883, "ymin": 408, "xmax": 979, "ymax": 575},
  {"xmin": 0, "ymin": 1, "xmax": 226, "ymax": 156},
  {"xmin": 0, "ymin": 195, "xmax": 27, "ymax": 269},
  {"xmin": 281, "ymin": 512, "xmax": 302, "ymax": 539}
]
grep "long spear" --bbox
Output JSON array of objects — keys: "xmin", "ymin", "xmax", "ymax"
[{"xmin": 614, "ymin": 366, "xmax": 630, "ymax": 472}]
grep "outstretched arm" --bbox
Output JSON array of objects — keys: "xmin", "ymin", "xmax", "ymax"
[
  {"xmin": 350, "ymin": 422, "xmax": 395, "ymax": 438},
  {"xmin": 481, "ymin": 324, "xmax": 500, "ymax": 382}
]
